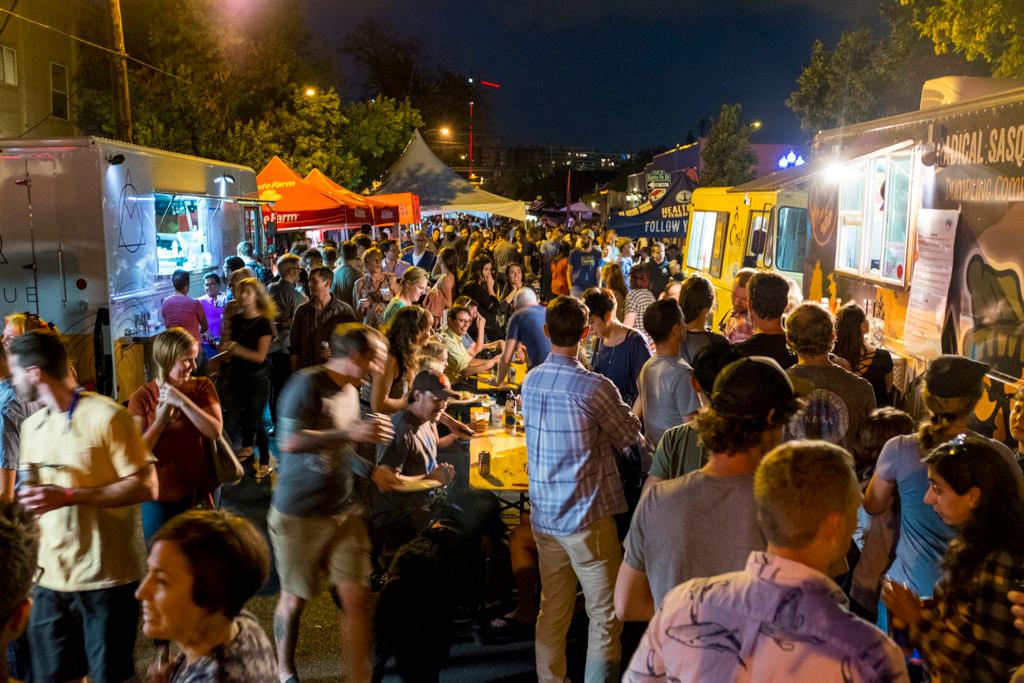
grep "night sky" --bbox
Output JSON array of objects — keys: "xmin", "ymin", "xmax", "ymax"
[{"xmin": 300, "ymin": 0, "xmax": 884, "ymax": 151}]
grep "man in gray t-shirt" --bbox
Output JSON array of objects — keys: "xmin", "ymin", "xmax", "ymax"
[
  {"xmin": 634, "ymin": 300, "xmax": 701, "ymax": 456},
  {"xmin": 615, "ymin": 356, "xmax": 803, "ymax": 622},
  {"xmin": 270, "ymin": 324, "xmax": 396, "ymax": 683},
  {"xmin": 783, "ymin": 303, "xmax": 876, "ymax": 452}
]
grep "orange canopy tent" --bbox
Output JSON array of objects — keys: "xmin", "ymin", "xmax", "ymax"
[
  {"xmin": 305, "ymin": 169, "xmax": 401, "ymax": 226},
  {"xmin": 257, "ymin": 156, "xmax": 358, "ymax": 231},
  {"xmin": 370, "ymin": 192, "xmax": 421, "ymax": 225}
]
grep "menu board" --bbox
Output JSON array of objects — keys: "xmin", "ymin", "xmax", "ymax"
[{"xmin": 902, "ymin": 208, "xmax": 960, "ymax": 358}]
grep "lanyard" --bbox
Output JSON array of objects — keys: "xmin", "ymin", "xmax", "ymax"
[{"xmin": 65, "ymin": 388, "xmax": 83, "ymax": 432}]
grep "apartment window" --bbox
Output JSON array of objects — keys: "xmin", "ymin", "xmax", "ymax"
[
  {"xmin": 686, "ymin": 210, "xmax": 729, "ymax": 277},
  {"xmin": 836, "ymin": 154, "xmax": 912, "ymax": 283},
  {"xmin": 1, "ymin": 46, "xmax": 16, "ymax": 86},
  {"xmin": 51, "ymin": 63, "xmax": 68, "ymax": 119}
]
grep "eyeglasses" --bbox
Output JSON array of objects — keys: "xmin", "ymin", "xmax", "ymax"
[{"xmin": 455, "ymin": 317, "xmax": 472, "ymax": 324}]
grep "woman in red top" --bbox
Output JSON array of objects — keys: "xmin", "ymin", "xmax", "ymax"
[
  {"xmin": 128, "ymin": 327, "xmax": 223, "ymax": 545},
  {"xmin": 550, "ymin": 242, "xmax": 571, "ymax": 296}
]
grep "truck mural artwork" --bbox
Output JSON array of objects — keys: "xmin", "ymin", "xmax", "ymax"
[{"xmin": 0, "ymin": 137, "xmax": 266, "ymax": 400}]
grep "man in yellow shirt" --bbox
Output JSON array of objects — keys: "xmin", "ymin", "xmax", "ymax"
[
  {"xmin": 441, "ymin": 304, "xmax": 498, "ymax": 384},
  {"xmin": 10, "ymin": 332, "xmax": 157, "ymax": 683}
]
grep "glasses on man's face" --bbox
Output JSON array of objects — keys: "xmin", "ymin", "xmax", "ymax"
[{"xmin": 455, "ymin": 317, "xmax": 472, "ymax": 325}]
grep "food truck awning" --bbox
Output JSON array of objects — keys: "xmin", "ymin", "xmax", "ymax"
[
  {"xmin": 729, "ymin": 139, "xmax": 916, "ymax": 193},
  {"xmin": 305, "ymin": 169, "xmax": 401, "ymax": 226},
  {"xmin": 257, "ymin": 156, "xmax": 353, "ymax": 231}
]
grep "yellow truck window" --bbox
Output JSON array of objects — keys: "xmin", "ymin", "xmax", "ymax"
[
  {"xmin": 776, "ymin": 207, "xmax": 808, "ymax": 273},
  {"xmin": 687, "ymin": 210, "xmax": 729, "ymax": 275}
]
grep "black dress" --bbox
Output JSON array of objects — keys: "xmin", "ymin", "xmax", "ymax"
[
  {"xmin": 461, "ymin": 281, "xmax": 504, "ymax": 341},
  {"xmin": 856, "ymin": 347, "xmax": 894, "ymax": 407}
]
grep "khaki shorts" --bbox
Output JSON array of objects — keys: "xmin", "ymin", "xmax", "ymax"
[{"xmin": 268, "ymin": 506, "xmax": 371, "ymax": 600}]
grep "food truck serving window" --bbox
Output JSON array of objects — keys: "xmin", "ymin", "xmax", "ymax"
[
  {"xmin": 775, "ymin": 207, "xmax": 808, "ymax": 273},
  {"xmin": 153, "ymin": 193, "xmax": 222, "ymax": 276},
  {"xmin": 687, "ymin": 210, "xmax": 729, "ymax": 277},
  {"xmin": 835, "ymin": 154, "xmax": 912, "ymax": 283}
]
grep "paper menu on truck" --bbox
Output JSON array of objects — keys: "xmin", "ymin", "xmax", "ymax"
[{"xmin": 902, "ymin": 208, "xmax": 960, "ymax": 359}]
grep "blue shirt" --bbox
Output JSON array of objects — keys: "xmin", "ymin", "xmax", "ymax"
[
  {"xmin": 591, "ymin": 329, "xmax": 652, "ymax": 407},
  {"xmin": 522, "ymin": 353, "xmax": 641, "ymax": 536},
  {"xmin": 0, "ymin": 378, "xmax": 41, "ymax": 470},
  {"xmin": 505, "ymin": 304, "xmax": 551, "ymax": 368},
  {"xmin": 568, "ymin": 247, "xmax": 602, "ymax": 291}
]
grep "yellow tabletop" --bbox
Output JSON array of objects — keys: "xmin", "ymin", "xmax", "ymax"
[
  {"xmin": 475, "ymin": 362, "xmax": 528, "ymax": 392},
  {"xmin": 469, "ymin": 425, "xmax": 529, "ymax": 492}
]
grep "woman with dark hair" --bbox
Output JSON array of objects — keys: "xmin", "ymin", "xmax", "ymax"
[
  {"xmin": 678, "ymin": 274, "xmax": 728, "ymax": 365},
  {"xmin": 601, "ymin": 263, "xmax": 628, "ymax": 322},
  {"xmin": 137, "ymin": 509, "xmax": 275, "ymax": 682},
  {"xmin": 883, "ymin": 435, "xmax": 1024, "ymax": 680},
  {"xmin": 370, "ymin": 306, "xmax": 433, "ymax": 415},
  {"xmin": 128, "ymin": 328, "xmax": 223, "ymax": 544},
  {"xmin": 835, "ymin": 303, "xmax": 894, "ymax": 406},
  {"xmin": 583, "ymin": 287, "xmax": 652, "ymax": 407},
  {"xmin": 220, "ymin": 278, "xmax": 276, "ymax": 480},
  {"xmin": 422, "ymin": 246, "xmax": 460, "ymax": 328},
  {"xmin": 864, "ymin": 355, "xmax": 1017, "ymax": 622},
  {"xmin": 623, "ymin": 265, "xmax": 656, "ymax": 343},
  {"xmin": 461, "ymin": 255, "xmax": 504, "ymax": 341},
  {"xmin": 497, "ymin": 261, "xmax": 526, "ymax": 310}
]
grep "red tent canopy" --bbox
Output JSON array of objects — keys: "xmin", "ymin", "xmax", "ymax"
[
  {"xmin": 257, "ymin": 157, "xmax": 354, "ymax": 231},
  {"xmin": 371, "ymin": 192, "xmax": 421, "ymax": 225},
  {"xmin": 305, "ymin": 169, "xmax": 400, "ymax": 226}
]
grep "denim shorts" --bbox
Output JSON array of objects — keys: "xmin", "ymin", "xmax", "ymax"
[{"xmin": 28, "ymin": 582, "xmax": 139, "ymax": 683}]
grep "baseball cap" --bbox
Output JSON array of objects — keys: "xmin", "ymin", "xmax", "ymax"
[
  {"xmin": 411, "ymin": 369, "xmax": 459, "ymax": 400},
  {"xmin": 710, "ymin": 356, "xmax": 798, "ymax": 417},
  {"xmin": 925, "ymin": 355, "xmax": 990, "ymax": 397}
]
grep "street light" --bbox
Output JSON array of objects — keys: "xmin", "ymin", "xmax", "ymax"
[
  {"xmin": 423, "ymin": 127, "xmax": 452, "ymax": 137},
  {"xmin": 304, "ymin": 86, "xmax": 317, "ymax": 97},
  {"xmin": 750, "ymin": 120, "xmax": 763, "ymax": 131}
]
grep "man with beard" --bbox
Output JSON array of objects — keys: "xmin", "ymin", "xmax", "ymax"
[
  {"xmin": 11, "ymin": 331, "xmax": 157, "ymax": 683},
  {"xmin": 567, "ymin": 229, "xmax": 603, "ymax": 296}
]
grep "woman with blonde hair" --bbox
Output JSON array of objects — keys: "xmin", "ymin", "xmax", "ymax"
[
  {"xmin": 864, "ymin": 355, "xmax": 1017, "ymax": 622},
  {"xmin": 129, "ymin": 328, "xmax": 224, "ymax": 543},
  {"xmin": 354, "ymin": 247, "xmax": 398, "ymax": 329},
  {"xmin": 220, "ymin": 277, "xmax": 276, "ymax": 479},
  {"xmin": 381, "ymin": 266, "xmax": 430, "ymax": 326}
]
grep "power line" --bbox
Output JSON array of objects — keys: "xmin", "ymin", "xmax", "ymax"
[{"xmin": 0, "ymin": 6, "xmax": 192, "ymax": 85}]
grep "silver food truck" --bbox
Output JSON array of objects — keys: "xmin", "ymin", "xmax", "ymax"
[{"xmin": 0, "ymin": 137, "xmax": 265, "ymax": 398}]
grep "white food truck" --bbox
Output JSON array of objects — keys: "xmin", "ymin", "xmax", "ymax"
[{"xmin": 0, "ymin": 137, "xmax": 264, "ymax": 398}]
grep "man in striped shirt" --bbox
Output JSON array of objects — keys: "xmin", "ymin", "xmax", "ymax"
[{"xmin": 521, "ymin": 295, "xmax": 642, "ymax": 683}]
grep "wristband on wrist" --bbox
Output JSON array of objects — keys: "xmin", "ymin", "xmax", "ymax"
[{"xmin": 63, "ymin": 487, "xmax": 75, "ymax": 506}]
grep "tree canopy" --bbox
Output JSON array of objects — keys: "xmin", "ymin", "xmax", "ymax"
[
  {"xmin": 700, "ymin": 104, "xmax": 757, "ymax": 187},
  {"xmin": 901, "ymin": 0, "xmax": 1024, "ymax": 78},
  {"xmin": 77, "ymin": 0, "xmax": 421, "ymax": 189}
]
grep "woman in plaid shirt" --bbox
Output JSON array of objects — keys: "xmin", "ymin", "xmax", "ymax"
[{"xmin": 883, "ymin": 435, "xmax": 1024, "ymax": 681}]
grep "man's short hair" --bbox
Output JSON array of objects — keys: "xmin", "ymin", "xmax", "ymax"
[
  {"xmin": 203, "ymin": 272, "xmax": 221, "ymax": 285},
  {"xmin": 691, "ymin": 343, "xmax": 743, "ymax": 394},
  {"xmin": 453, "ymin": 296, "xmax": 477, "ymax": 310},
  {"xmin": 546, "ymin": 296, "xmax": 589, "ymax": 347},
  {"xmin": 748, "ymin": 271, "xmax": 790, "ymax": 321},
  {"xmin": 679, "ymin": 274, "xmax": 715, "ymax": 324},
  {"xmin": 301, "ymin": 249, "xmax": 323, "ymax": 266},
  {"xmin": 0, "ymin": 501, "xmax": 39, "ymax": 626},
  {"xmin": 152, "ymin": 510, "xmax": 269, "ymax": 618},
  {"xmin": 582, "ymin": 288, "xmax": 616, "ymax": 320},
  {"xmin": 354, "ymin": 234, "xmax": 373, "ymax": 251},
  {"xmin": 786, "ymin": 303, "xmax": 835, "ymax": 356},
  {"xmin": 735, "ymin": 267, "xmax": 758, "ymax": 289},
  {"xmin": 329, "ymin": 322, "xmax": 384, "ymax": 360},
  {"xmin": 275, "ymin": 252, "xmax": 300, "ymax": 272},
  {"xmin": 643, "ymin": 299, "xmax": 683, "ymax": 344},
  {"xmin": 448, "ymin": 305, "xmax": 471, "ymax": 323},
  {"xmin": 223, "ymin": 255, "xmax": 245, "ymax": 273},
  {"xmin": 308, "ymin": 266, "xmax": 333, "ymax": 285},
  {"xmin": 9, "ymin": 330, "xmax": 70, "ymax": 380},
  {"xmin": 341, "ymin": 241, "xmax": 358, "ymax": 261},
  {"xmin": 755, "ymin": 441, "xmax": 860, "ymax": 549},
  {"xmin": 236, "ymin": 240, "xmax": 255, "ymax": 259},
  {"xmin": 171, "ymin": 269, "xmax": 190, "ymax": 293},
  {"xmin": 513, "ymin": 288, "xmax": 538, "ymax": 309}
]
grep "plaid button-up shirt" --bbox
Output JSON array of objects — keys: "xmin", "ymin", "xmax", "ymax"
[{"xmin": 522, "ymin": 352, "xmax": 641, "ymax": 536}]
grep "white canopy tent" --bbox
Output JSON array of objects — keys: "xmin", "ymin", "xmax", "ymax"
[{"xmin": 374, "ymin": 130, "xmax": 527, "ymax": 222}]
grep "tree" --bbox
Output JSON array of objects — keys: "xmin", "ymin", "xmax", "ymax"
[
  {"xmin": 787, "ymin": 3, "xmax": 989, "ymax": 134},
  {"xmin": 700, "ymin": 104, "xmax": 757, "ymax": 187},
  {"xmin": 901, "ymin": 0, "xmax": 1024, "ymax": 77}
]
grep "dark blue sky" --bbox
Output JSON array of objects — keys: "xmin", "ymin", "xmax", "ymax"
[{"xmin": 300, "ymin": 0, "xmax": 883, "ymax": 151}]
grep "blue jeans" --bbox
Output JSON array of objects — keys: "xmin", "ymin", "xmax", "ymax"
[{"xmin": 141, "ymin": 490, "xmax": 221, "ymax": 546}]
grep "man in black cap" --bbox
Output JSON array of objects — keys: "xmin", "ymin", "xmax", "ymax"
[
  {"xmin": 615, "ymin": 356, "xmax": 804, "ymax": 621},
  {"xmin": 371, "ymin": 370, "xmax": 459, "ymax": 559}
]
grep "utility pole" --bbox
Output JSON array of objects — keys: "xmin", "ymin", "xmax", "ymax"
[{"xmin": 109, "ymin": 0, "xmax": 133, "ymax": 143}]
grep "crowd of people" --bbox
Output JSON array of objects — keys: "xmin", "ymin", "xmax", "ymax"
[{"xmin": 1, "ymin": 218, "xmax": 1024, "ymax": 682}]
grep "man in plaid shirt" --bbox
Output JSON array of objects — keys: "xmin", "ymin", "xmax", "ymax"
[{"xmin": 522, "ymin": 295, "xmax": 642, "ymax": 683}]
